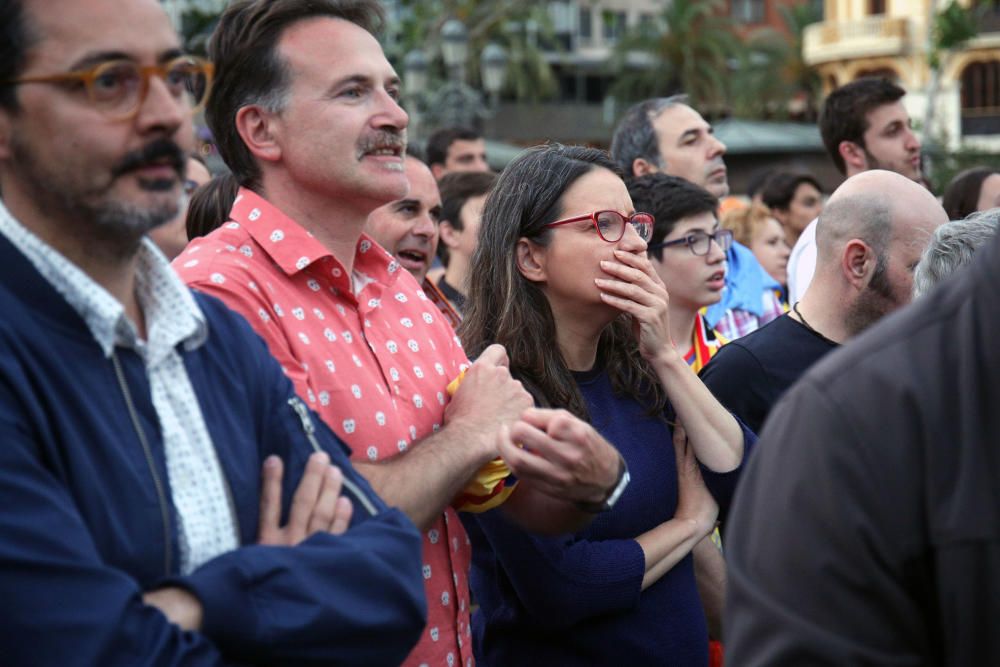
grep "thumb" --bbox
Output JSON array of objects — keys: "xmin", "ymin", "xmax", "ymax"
[{"xmin": 475, "ymin": 343, "xmax": 510, "ymax": 368}]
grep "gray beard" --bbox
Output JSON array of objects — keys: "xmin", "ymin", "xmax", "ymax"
[{"xmin": 10, "ymin": 134, "xmax": 180, "ymax": 259}]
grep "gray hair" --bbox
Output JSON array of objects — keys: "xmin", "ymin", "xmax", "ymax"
[
  {"xmin": 913, "ymin": 208, "xmax": 1000, "ymax": 297},
  {"xmin": 609, "ymin": 94, "xmax": 688, "ymax": 178}
]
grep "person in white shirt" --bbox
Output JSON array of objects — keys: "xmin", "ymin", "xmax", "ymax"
[{"xmin": 788, "ymin": 77, "xmax": 923, "ymax": 303}]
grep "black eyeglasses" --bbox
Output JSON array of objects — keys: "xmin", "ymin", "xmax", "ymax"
[
  {"xmin": 3, "ymin": 55, "xmax": 214, "ymax": 120},
  {"xmin": 544, "ymin": 210, "xmax": 654, "ymax": 243},
  {"xmin": 648, "ymin": 229, "xmax": 734, "ymax": 256}
]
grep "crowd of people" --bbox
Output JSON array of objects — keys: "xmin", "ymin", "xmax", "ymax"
[{"xmin": 0, "ymin": 0, "xmax": 998, "ymax": 665}]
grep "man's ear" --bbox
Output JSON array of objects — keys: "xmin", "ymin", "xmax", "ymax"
[
  {"xmin": 439, "ymin": 220, "xmax": 461, "ymax": 249},
  {"xmin": 430, "ymin": 163, "xmax": 446, "ymax": 180},
  {"xmin": 235, "ymin": 105, "xmax": 282, "ymax": 164},
  {"xmin": 839, "ymin": 140, "xmax": 868, "ymax": 174},
  {"xmin": 632, "ymin": 157, "xmax": 659, "ymax": 177},
  {"xmin": 841, "ymin": 238, "xmax": 875, "ymax": 289},
  {"xmin": 515, "ymin": 237, "xmax": 546, "ymax": 282}
]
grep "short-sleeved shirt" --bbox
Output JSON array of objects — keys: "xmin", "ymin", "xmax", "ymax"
[
  {"xmin": 176, "ymin": 188, "xmax": 474, "ymax": 667},
  {"xmin": 787, "ymin": 217, "xmax": 818, "ymax": 304},
  {"xmin": 700, "ymin": 314, "xmax": 837, "ymax": 434}
]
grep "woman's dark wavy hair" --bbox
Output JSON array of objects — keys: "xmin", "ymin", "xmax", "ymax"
[
  {"xmin": 459, "ymin": 144, "xmax": 667, "ymax": 420},
  {"xmin": 942, "ymin": 166, "xmax": 999, "ymax": 221}
]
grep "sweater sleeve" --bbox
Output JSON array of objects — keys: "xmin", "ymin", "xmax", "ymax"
[
  {"xmin": 181, "ymin": 514, "xmax": 426, "ymax": 666},
  {"xmin": 0, "ymin": 360, "xmax": 226, "ymax": 667},
  {"xmin": 467, "ymin": 509, "xmax": 646, "ymax": 629},
  {"xmin": 175, "ymin": 305, "xmax": 428, "ymax": 666}
]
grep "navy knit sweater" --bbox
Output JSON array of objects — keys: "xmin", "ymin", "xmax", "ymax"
[{"xmin": 462, "ymin": 367, "xmax": 753, "ymax": 666}]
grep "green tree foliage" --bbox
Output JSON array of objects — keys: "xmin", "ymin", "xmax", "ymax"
[
  {"xmin": 387, "ymin": 0, "xmax": 558, "ymax": 102},
  {"xmin": 923, "ymin": 0, "xmax": 979, "ymax": 180},
  {"xmin": 929, "ymin": 0, "xmax": 978, "ymax": 70},
  {"xmin": 609, "ymin": 0, "xmax": 738, "ymax": 112},
  {"xmin": 728, "ymin": 3, "xmax": 822, "ymax": 120},
  {"xmin": 611, "ymin": 0, "xmax": 821, "ymax": 120},
  {"xmin": 179, "ymin": 8, "xmax": 223, "ymax": 55}
]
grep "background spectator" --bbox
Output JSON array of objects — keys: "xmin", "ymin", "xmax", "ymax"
[
  {"xmin": 722, "ymin": 203, "xmax": 791, "ymax": 292},
  {"xmin": 913, "ymin": 208, "xmax": 1000, "ymax": 297},
  {"xmin": 942, "ymin": 166, "xmax": 1000, "ymax": 221}
]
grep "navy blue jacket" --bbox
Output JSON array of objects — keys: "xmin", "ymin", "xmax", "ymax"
[{"xmin": 0, "ymin": 234, "xmax": 426, "ymax": 665}]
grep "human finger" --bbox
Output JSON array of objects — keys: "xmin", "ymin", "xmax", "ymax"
[
  {"xmin": 330, "ymin": 496, "xmax": 354, "ymax": 536},
  {"xmin": 499, "ymin": 429, "xmax": 570, "ymax": 489},
  {"xmin": 508, "ymin": 417, "xmax": 595, "ymax": 483},
  {"xmin": 307, "ymin": 465, "xmax": 344, "ymax": 535},
  {"xmin": 287, "ymin": 451, "xmax": 330, "ymax": 543},
  {"xmin": 474, "ymin": 343, "xmax": 510, "ymax": 368},
  {"xmin": 595, "ymin": 281, "xmax": 662, "ymax": 313},
  {"xmin": 594, "ymin": 272, "xmax": 659, "ymax": 299},
  {"xmin": 257, "ymin": 455, "xmax": 284, "ymax": 545},
  {"xmin": 613, "ymin": 249, "xmax": 664, "ymax": 283},
  {"xmin": 516, "ymin": 407, "xmax": 568, "ymax": 431}
]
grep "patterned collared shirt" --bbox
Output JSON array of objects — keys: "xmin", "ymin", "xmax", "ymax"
[
  {"xmin": 0, "ymin": 201, "xmax": 238, "ymax": 575},
  {"xmin": 713, "ymin": 289, "xmax": 787, "ymax": 341},
  {"xmin": 176, "ymin": 188, "xmax": 474, "ymax": 667}
]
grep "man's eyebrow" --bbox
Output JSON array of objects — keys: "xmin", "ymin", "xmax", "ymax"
[
  {"xmin": 327, "ymin": 74, "xmax": 371, "ymax": 92},
  {"xmin": 159, "ymin": 48, "xmax": 186, "ymax": 64},
  {"xmin": 678, "ymin": 128, "xmax": 701, "ymax": 143},
  {"xmin": 69, "ymin": 47, "xmax": 185, "ymax": 71},
  {"xmin": 327, "ymin": 73, "xmax": 400, "ymax": 94},
  {"xmin": 68, "ymin": 51, "xmax": 131, "ymax": 70}
]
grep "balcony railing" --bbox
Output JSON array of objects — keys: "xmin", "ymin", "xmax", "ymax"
[{"xmin": 803, "ymin": 16, "xmax": 912, "ymax": 66}]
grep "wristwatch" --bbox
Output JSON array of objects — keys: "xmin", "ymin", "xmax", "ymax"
[{"xmin": 574, "ymin": 455, "xmax": 630, "ymax": 513}]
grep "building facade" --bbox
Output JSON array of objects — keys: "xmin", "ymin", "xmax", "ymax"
[{"xmin": 803, "ymin": 0, "xmax": 1000, "ymax": 151}]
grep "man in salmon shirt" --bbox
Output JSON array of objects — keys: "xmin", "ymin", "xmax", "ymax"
[{"xmin": 176, "ymin": 2, "xmax": 630, "ymax": 665}]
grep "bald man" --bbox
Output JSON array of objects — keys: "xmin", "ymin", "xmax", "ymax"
[
  {"xmin": 723, "ymin": 172, "xmax": 1000, "ymax": 663},
  {"xmin": 700, "ymin": 170, "xmax": 945, "ymax": 434}
]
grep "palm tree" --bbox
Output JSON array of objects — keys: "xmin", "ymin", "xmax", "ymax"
[
  {"xmin": 923, "ymin": 0, "xmax": 978, "ymax": 174},
  {"xmin": 610, "ymin": 0, "xmax": 738, "ymax": 112},
  {"xmin": 777, "ymin": 3, "xmax": 823, "ymax": 120},
  {"xmin": 726, "ymin": 3, "xmax": 822, "ymax": 120},
  {"xmin": 388, "ymin": 0, "xmax": 558, "ymax": 103}
]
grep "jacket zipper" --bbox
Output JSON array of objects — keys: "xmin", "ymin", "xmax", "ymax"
[
  {"xmin": 111, "ymin": 352, "xmax": 172, "ymax": 576},
  {"xmin": 287, "ymin": 396, "xmax": 378, "ymax": 517}
]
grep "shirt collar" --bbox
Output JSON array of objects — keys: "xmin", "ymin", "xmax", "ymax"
[
  {"xmin": 0, "ymin": 199, "xmax": 207, "ymax": 359},
  {"xmin": 228, "ymin": 187, "xmax": 405, "ymax": 294}
]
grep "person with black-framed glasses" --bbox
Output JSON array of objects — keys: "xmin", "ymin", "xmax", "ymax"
[{"xmin": 628, "ymin": 175, "xmax": 733, "ymax": 373}]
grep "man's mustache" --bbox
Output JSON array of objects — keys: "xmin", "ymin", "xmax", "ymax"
[
  {"xmin": 112, "ymin": 139, "xmax": 186, "ymax": 179},
  {"xmin": 357, "ymin": 130, "xmax": 407, "ymax": 157}
]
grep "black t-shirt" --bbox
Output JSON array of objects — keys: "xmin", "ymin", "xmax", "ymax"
[
  {"xmin": 699, "ymin": 314, "xmax": 837, "ymax": 435},
  {"xmin": 724, "ymin": 232, "xmax": 1000, "ymax": 664}
]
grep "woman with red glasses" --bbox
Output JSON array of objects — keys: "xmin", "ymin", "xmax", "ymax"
[{"xmin": 459, "ymin": 145, "xmax": 753, "ymax": 666}]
